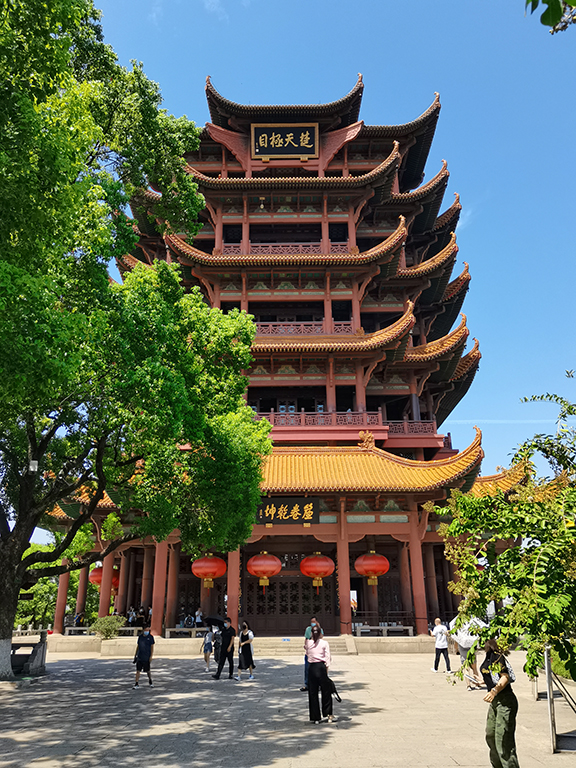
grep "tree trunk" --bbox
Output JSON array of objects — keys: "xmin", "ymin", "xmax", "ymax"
[{"xmin": 0, "ymin": 553, "xmax": 21, "ymax": 680}]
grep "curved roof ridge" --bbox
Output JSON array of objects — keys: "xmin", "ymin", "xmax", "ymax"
[
  {"xmin": 398, "ymin": 232, "xmax": 457, "ymax": 279},
  {"xmin": 405, "ymin": 313, "xmax": 469, "ymax": 362},
  {"xmin": 252, "ymin": 302, "xmax": 415, "ymax": 354},
  {"xmin": 360, "ymin": 93, "xmax": 441, "ymax": 138},
  {"xmin": 388, "ymin": 160, "xmax": 449, "ymax": 203},
  {"xmin": 369, "ymin": 425, "xmax": 482, "ymax": 467},
  {"xmin": 443, "ymin": 262, "xmax": 470, "ymax": 301},
  {"xmin": 184, "ymin": 142, "xmax": 400, "ymax": 191},
  {"xmin": 434, "ymin": 193, "xmax": 461, "ymax": 230},
  {"xmin": 451, "ymin": 338, "xmax": 481, "ymax": 380},
  {"xmin": 469, "ymin": 460, "xmax": 528, "ymax": 498},
  {"xmin": 205, "ymin": 74, "xmax": 364, "ymax": 124},
  {"xmin": 166, "ymin": 217, "xmax": 407, "ymax": 268}
]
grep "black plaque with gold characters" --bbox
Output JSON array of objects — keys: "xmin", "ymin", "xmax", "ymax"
[
  {"xmin": 251, "ymin": 123, "xmax": 319, "ymax": 160},
  {"xmin": 257, "ymin": 497, "xmax": 319, "ymax": 525}
]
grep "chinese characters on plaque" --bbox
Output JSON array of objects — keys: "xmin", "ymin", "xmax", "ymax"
[
  {"xmin": 256, "ymin": 497, "xmax": 319, "ymax": 525},
  {"xmin": 251, "ymin": 123, "xmax": 319, "ymax": 159}
]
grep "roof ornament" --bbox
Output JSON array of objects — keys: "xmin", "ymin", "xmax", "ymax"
[
  {"xmin": 358, "ymin": 73, "xmax": 363, "ymax": 82},
  {"xmin": 206, "ymin": 75, "xmax": 211, "ymax": 84},
  {"xmin": 358, "ymin": 431, "xmax": 375, "ymax": 450}
]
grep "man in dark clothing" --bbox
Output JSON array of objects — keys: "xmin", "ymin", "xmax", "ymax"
[
  {"xmin": 133, "ymin": 625, "xmax": 155, "ymax": 688},
  {"xmin": 212, "ymin": 617, "xmax": 236, "ymax": 680}
]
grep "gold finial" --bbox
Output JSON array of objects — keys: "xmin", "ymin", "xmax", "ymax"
[
  {"xmin": 358, "ymin": 73, "xmax": 363, "ymax": 82},
  {"xmin": 206, "ymin": 75, "xmax": 212, "ymax": 84}
]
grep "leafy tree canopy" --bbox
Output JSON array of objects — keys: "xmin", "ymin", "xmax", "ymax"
[{"xmin": 526, "ymin": 0, "xmax": 576, "ymax": 32}]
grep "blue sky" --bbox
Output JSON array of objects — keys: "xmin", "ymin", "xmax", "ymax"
[{"xmin": 98, "ymin": 0, "xmax": 575, "ymax": 475}]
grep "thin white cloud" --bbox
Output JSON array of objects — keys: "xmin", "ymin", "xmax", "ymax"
[
  {"xmin": 204, "ymin": 0, "xmax": 229, "ymax": 20},
  {"xmin": 148, "ymin": 0, "xmax": 164, "ymax": 25}
]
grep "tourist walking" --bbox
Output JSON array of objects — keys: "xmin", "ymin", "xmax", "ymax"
[
  {"xmin": 305, "ymin": 625, "xmax": 334, "ymax": 723},
  {"xmin": 133, "ymin": 625, "xmax": 155, "ymax": 688},
  {"xmin": 195, "ymin": 607, "xmax": 203, "ymax": 627},
  {"xmin": 201, "ymin": 627, "xmax": 214, "ymax": 672},
  {"xmin": 450, "ymin": 615, "xmax": 487, "ymax": 689},
  {"xmin": 212, "ymin": 617, "xmax": 236, "ymax": 680},
  {"xmin": 430, "ymin": 617, "xmax": 451, "ymax": 673},
  {"xmin": 300, "ymin": 616, "xmax": 323, "ymax": 691},
  {"xmin": 481, "ymin": 639, "xmax": 519, "ymax": 768},
  {"xmin": 235, "ymin": 621, "xmax": 255, "ymax": 681}
]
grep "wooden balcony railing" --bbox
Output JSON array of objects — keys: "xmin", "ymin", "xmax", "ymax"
[
  {"xmin": 254, "ymin": 410, "xmax": 437, "ymax": 433},
  {"xmin": 222, "ymin": 242, "xmax": 349, "ymax": 255},
  {"xmin": 255, "ymin": 321, "xmax": 353, "ymax": 336}
]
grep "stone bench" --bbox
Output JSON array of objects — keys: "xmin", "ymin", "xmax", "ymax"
[
  {"xmin": 355, "ymin": 625, "xmax": 414, "ymax": 637},
  {"xmin": 165, "ymin": 627, "xmax": 208, "ymax": 638}
]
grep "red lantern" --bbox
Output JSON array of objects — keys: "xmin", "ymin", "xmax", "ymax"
[
  {"xmin": 88, "ymin": 566, "xmax": 103, "ymax": 587},
  {"xmin": 247, "ymin": 551, "xmax": 282, "ymax": 593},
  {"xmin": 300, "ymin": 552, "xmax": 335, "ymax": 593},
  {"xmin": 192, "ymin": 553, "xmax": 227, "ymax": 589},
  {"xmin": 354, "ymin": 551, "xmax": 390, "ymax": 593},
  {"xmin": 111, "ymin": 568, "xmax": 120, "ymax": 591}
]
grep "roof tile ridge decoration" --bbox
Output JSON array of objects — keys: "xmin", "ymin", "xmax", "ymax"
[
  {"xmin": 451, "ymin": 338, "xmax": 481, "ymax": 381},
  {"xmin": 165, "ymin": 217, "xmax": 407, "ymax": 268},
  {"xmin": 388, "ymin": 160, "xmax": 449, "ymax": 203},
  {"xmin": 443, "ymin": 262, "xmax": 470, "ymax": 301},
  {"xmin": 118, "ymin": 253, "xmax": 151, "ymax": 271},
  {"xmin": 360, "ymin": 93, "xmax": 441, "ymax": 138},
  {"xmin": 260, "ymin": 427, "xmax": 484, "ymax": 494},
  {"xmin": 142, "ymin": 189, "xmax": 161, "ymax": 202},
  {"xmin": 252, "ymin": 302, "xmax": 415, "ymax": 354},
  {"xmin": 433, "ymin": 193, "xmax": 461, "ymax": 230},
  {"xmin": 405, "ymin": 313, "xmax": 469, "ymax": 362},
  {"xmin": 205, "ymin": 73, "xmax": 364, "ymax": 118},
  {"xmin": 469, "ymin": 460, "xmax": 528, "ymax": 498},
  {"xmin": 397, "ymin": 232, "xmax": 457, "ymax": 278},
  {"xmin": 184, "ymin": 142, "xmax": 401, "ymax": 190}
]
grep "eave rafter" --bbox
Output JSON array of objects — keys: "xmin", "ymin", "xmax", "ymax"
[{"xmin": 404, "ymin": 314, "xmax": 469, "ymax": 363}]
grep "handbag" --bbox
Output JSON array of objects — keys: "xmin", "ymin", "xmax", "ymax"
[{"xmin": 327, "ymin": 675, "xmax": 341, "ymax": 702}]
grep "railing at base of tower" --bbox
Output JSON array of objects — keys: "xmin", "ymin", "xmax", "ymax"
[
  {"xmin": 255, "ymin": 320, "xmax": 353, "ymax": 335},
  {"xmin": 254, "ymin": 410, "xmax": 437, "ymax": 433},
  {"xmin": 222, "ymin": 242, "xmax": 350, "ymax": 255}
]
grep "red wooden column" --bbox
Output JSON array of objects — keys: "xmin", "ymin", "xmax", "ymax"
[
  {"xmin": 351, "ymin": 282, "xmax": 361, "ymax": 333},
  {"xmin": 355, "ymin": 362, "xmax": 367, "ymax": 412},
  {"xmin": 53, "ymin": 563, "xmax": 70, "ymax": 634},
  {"xmin": 321, "ymin": 194, "xmax": 329, "ymax": 252},
  {"xmin": 425, "ymin": 545, "xmax": 439, "ymax": 619},
  {"xmin": 323, "ymin": 272, "xmax": 333, "ymax": 334},
  {"xmin": 347, "ymin": 203, "xmax": 356, "ymax": 250},
  {"xmin": 141, "ymin": 547, "xmax": 154, "ymax": 610},
  {"xmin": 75, "ymin": 565, "xmax": 89, "ymax": 616},
  {"xmin": 165, "ymin": 543, "xmax": 181, "ymax": 629},
  {"xmin": 98, "ymin": 553, "xmax": 115, "ymax": 617},
  {"xmin": 326, "ymin": 357, "xmax": 336, "ymax": 412},
  {"xmin": 408, "ymin": 512, "xmax": 428, "ymax": 635},
  {"xmin": 337, "ymin": 498, "xmax": 352, "ymax": 635},
  {"xmin": 126, "ymin": 549, "xmax": 136, "ymax": 611},
  {"xmin": 151, "ymin": 541, "xmax": 169, "ymax": 636},
  {"xmin": 399, "ymin": 542, "xmax": 412, "ymax": 615},
  {"xmin": 226, "ymin": 549, "xmax": 240, "ymax": 630},
  {"xmin": 115, "ymin": 551, "xmax": 130, "ymax": 615}
]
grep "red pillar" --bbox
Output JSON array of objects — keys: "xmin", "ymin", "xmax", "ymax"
[
  {"xmin": 98, "ymin": 553, "xmax": 114, "ymax": 617},
  {"xmin": 53, "ymin": 564, "xmax": 70, "ymax": 634},
  {"xmin": 151, "ymin": 541, "xmax": 169, "ymax": 636},
  {"xmin": 337, "ymin": 498, "xmax": 352, "ymax": 635},
  {"xmin": 408, "ymin": 513, "xmax": 428, "ymax": 635},
  {"xmin": 399, "ymin": 542, "xmax": 413, "ymax": 615},
  {"xmin": 323, "ymin": 273, "xmax": 333, "ymax": 334},
  {"xmin": 355, "ymin": 362, "xmax": 366, "ymax": 412},
  {"xmin": 126, "ymin": 549, "xmax": 136, "ymax": 611},
  {"xmin": 115, "ymin": 552, "xmax": 130, "ymax": 615},
  {"xmin": 75, "ymin": 565, "xmax": 89, "ymax": 616},
  {"xmin": 165, "ymin": 543, "xmax": 181, "ymax": 629},
  {"xmin": 326, "ymin": 356, "xmax": 336, "ymax": 412},
  {"xmin": 141, "ymin": 547, "xmax": 154, "ymax": 610},
  {"xmin": 226, "ymin": 549, "xmax": 240, "ymax": 630},
  {"xmin": 351, "ymin": 282, "xmax": 361, "ymax": 333},
  {"xmin": 425, "ymin": 545, "xmax": 439, "ymax": 620}
]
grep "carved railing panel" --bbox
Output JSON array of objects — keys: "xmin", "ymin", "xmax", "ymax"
[
  {"xmin": 254, "ymin": 411, "xmax": 437, "ymax": 434},
  {"xmin": 255, "ymin": 321, "xmax": 324, "ymax": 335},
  {"xmin": 221, "ymin": 242, "xmax": 349, "ymax": 255}
]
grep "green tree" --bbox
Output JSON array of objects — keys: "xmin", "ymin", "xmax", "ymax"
[
  {"xmin": 432, "ymin": 376, "xmax": 576, "ymax": 679},
  {"xmin": 526, "ymin": 1, "xmax": 576, "ymax": 32},
  {"xmin": 0, "ymin": 0, "xmax": 271, "ymax": 679}
]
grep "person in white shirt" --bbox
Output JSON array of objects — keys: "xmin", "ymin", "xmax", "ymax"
[
  {"xmin": 449, "ymin": 615, "xmax": 487, "ymax": 689},
  {"xmin": 304, "ymin": 625, "xmax": 334, "ymax": 723},
  {"xmin": 195, "ymin": 607, "xmax": 203, "ymax": 627},
  {"xmin": 430, "ymin": 617, "xmax": 451, "ymax": 673},
  {"xmin": 202, "ymin": 628, "xmax": 214, "ymax": 672}
]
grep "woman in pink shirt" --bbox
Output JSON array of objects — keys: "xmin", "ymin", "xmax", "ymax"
[{"xmin": 304, "ymin": 625, "xmax": 334, "ymax": 723}]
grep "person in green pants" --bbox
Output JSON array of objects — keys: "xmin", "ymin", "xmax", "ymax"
[{"xmin": 480, "ymin": 639, "xmax": 519, "ymax": 768}]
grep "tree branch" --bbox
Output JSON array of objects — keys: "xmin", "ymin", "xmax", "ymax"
[{"xmin": 30, "ymin": 532, "xmax": 139, "ymax": 578}]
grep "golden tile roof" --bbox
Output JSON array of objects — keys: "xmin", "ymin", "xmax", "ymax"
[
  {"xmin": 397, "ymin": 233, "xmax": 457, "ymax": 279},
  {"xmin": 252, "ymin": 303, "xmax": 414, "ymax": 354},
  {"xmin": 165, "ymin": 218, "xmax": 407, "ymax": 268},
  {"xmin": 451, "ymin": 339, "xmax": 481, "ymax": 381},
  {"xmin": 185, "ymin": 144, "xmax": 400, "ymax": 191},
  {"xmin": 469, "ymin": 461, "xmax": 528, "ymax": 498},
  {"xmin": 443, "ymin": 262, "xmax": 470, "ymax": 301},
  {"xmin": 261, "ymin": 428, "xmax": 483, "ymax": 493},
  {"xmin": 433, "ymin": 193, "xmax": 461, "ymax": 231},
  {"xmin": 405, "ymin": 314, "xmax": 468, "ymax": 363}
]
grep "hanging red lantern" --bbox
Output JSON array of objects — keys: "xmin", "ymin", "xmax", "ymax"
[
  {"xmin": 192, "ymin": 553, "xmax": 227, "ymax": 589},
  {"xmin": 247, "ymin": 551, "xmax": 282, "ymax": 593},
  {"xmin": 111, "ymin": 568, "xmax": 120, "ymax": 591},
  {"xmin": 354, "ymin": 551, "xmax": 390, "ymax": 594},
  {"xmin": 300, "ymin": 552, "xmax": 335, "ymax": 593},
  {"xmin": 88, "ymin": 566, "xmax": 103, "ymax": 587}
]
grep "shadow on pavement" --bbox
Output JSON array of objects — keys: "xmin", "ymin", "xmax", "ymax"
[{"xmin": 0, "ymin": 656, "xmax": 377, "ymax": 767}]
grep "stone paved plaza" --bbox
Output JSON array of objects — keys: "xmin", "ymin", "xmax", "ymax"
[{"xmin": 0, "ymin": 651, "xmax": 574, "ymax": 768}]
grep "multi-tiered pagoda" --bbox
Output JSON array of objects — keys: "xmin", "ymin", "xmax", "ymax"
[{"xmin": 57, "ymin": 77, "xmax": 488, "ymax": 638}]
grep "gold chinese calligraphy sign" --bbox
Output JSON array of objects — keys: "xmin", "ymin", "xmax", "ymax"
[
  {"xmin": 251, "ymin": 123, "xmax": 319, "ymax": 160},
  {"xmin": 256, "ymin": 497, "xmax": 319, "ymax": 525}
]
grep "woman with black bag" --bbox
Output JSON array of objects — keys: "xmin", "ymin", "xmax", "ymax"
[{"xmin": 304, "ymin": 624, "xmax": 335, "ymax": 723}]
